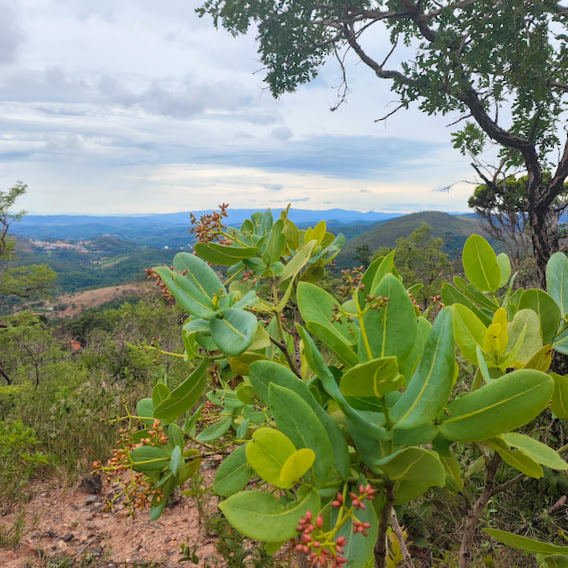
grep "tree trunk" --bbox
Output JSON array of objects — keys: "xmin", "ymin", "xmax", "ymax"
[{"xmin": 529, "ymin": 203, "xmax": 554, "ymax": 289}]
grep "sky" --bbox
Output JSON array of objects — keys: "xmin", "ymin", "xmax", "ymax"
[{"xmin": 0, "ymin": 0, "xmax": 479, "ymax": 216}]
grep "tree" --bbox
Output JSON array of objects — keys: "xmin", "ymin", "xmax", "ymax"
[
  {"xmin": 374, "ymin": 223, "xmax": 452, "ymax": 306},
  {"xmin": 198, "ymin": 0, "xmax": 568, "ymax": 284},
  {"xmin": 0, "ymin": 183, "xmax": 56, "ymax": 316}
]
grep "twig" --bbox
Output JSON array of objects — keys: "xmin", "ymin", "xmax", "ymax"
[
  {"xmin": 375, "ymin": 482, "xmax": 396, "ymax": 568},
  {"xmin": 390, "ymin": 509, "xmax": 415, "ymax": 568}
]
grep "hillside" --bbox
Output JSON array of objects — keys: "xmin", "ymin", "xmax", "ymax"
[
  {"xmin": 335, "ymin": 211, "xmax": 491, "ymax": 267},
  {"xmin": 12, "ymin": 236, "xmax": 181, "ymax": 294}
]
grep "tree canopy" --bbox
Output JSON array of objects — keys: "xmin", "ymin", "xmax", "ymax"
[{"xmin": 198, "ymin": 0, "xmax": 568, "ymax": 283}]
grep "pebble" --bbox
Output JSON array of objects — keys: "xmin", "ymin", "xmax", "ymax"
[
  {"xmin": 62, "ymin": 533, "xmax": 74, "ymax": 542},
  {"xmin": 86, "ymin": 495, "xmax": 97, "ymax": 505}
]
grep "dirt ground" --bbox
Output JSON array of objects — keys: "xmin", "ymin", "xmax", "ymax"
[{"xmin": 1, "ymin": 472, "xmax": 223, "ymax": 568}]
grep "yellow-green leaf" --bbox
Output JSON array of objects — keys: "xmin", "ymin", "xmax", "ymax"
[{"xmin": 280, "ymin": 448, "xmax": 315, "ymax": 484}]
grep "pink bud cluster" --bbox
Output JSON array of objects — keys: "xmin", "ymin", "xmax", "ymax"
[
  {"xmin": 294, "ymin": 511, "xmax": 347, "ymax": 566},
  {"xmin": 293, "ymin": 484, "xmax": 377, "ymax": 566}
]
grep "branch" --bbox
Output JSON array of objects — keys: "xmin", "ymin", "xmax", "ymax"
[
  {"xmin": 550, "ymin": 133, "xmax": 568, "ymax": 195},
  {"xmin": 390, "ymin": 509, "xmax": 415, "ymax": 568},
  {"xmin": 375, "ymin": 103, "xmax": 406, "ymax": 122}
]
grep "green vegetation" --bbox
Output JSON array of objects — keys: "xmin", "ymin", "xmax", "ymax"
[
  {"xmin": 86, "ymin": 207, "xmax": 567, "ymax": 568},
  {"xmin": 336, "ymin": 211, "xmax": 492, "ymax": 268}
]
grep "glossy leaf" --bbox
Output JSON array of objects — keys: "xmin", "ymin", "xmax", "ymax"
[
  {"xmin": 340, "ymin": 357, "xmax": 402, "ymax": 398},
  {"xmin": 441, "ymin": 283, "xmax": 492, "ymax": 326},
  {"xmin": 249, "ymin": 360, "xmax": 349, "ymax": 480},
  {"xmin": 280, "ymin": 448, "xmax": 315, "ymax": 484},
  {"xmin": 297, "ymin": 325, "xmax": 391, "ymax": 442},
  {"xmin": 546, "ymin": 252, "xmax": 568, "ymax": 316},
  {"xmin": 210, "ymin": 308, "xmax": 258, "ymax": 356},
  {"xmin": 279, "ymin": 240, "xmax": 317, "ymax": 282},
  {"xmin": 497, "ymin": 253, "xmax": 512, "ymax": 288},
  {"xmin": 392, "ymin": 309, "xmax": 454, "ymax": 429},
  {"xmin": 400, "ymin": 316, "xmax": 432, "ymax": 383},
  {"xmin": 551, "ymin": 372, "xmax": 568, "ymax": 418},
  {"xmin": 173, "ymin": 252, "xmax": 225, "ymax": 299},
  {"xmin": 194, "ymin": 242, "xmax": 259, "ymax": 266},
  {"xmin": 462, "ymin": 235, "xmax": 501, "ymax": 292},
  {"xmin": 154, "ymin": 266, "xmax": 216, "ymax": 319},
  {"xmin": 519, "ymin": 289, "xmax": 561, "ymax": 345},
  {"xmin": 154, "ymin": 359, "xmax": 209, "ymax": 420},
  {"xmin": 501, "ymin": 432, "xmax": 568, "ymax": 470},
  {"xmin": 129, "ymin": 446, "xmax": 170, "ymax": 472},
  {"xmin": 488, "ymin": 438, "xmax": 543, "ymax": 478},
  {"xmin": 213, "ymin": 445, "xmax": 252, "ymax": 497},
  {"xmin": 452, "ymin": 304, "xmax": 486, "ymax": 365},
  {"xmin": 218, "ymin": 488, "xmax": 320, "ymax": 543},
  {"xmin": 506, "ymin": 309, "xmax": 543, "ymax": 365},
  {"xmin": 245, "ymin": 427, "xmax": 296, "ymax": 488},
  {"xmin": 438, "ymin": 370, "xmax": 553, "ymax": 442},
  {"xmin": 362, "ymin": 273, "xmax": 417, "ymax": 362},
  {"xmin": 268, "ymin": 383, "xmax": 334, "ymax": 487},
  {"xmin": 195, "ymin": 415, "xmax": 232, "ymax": 442},
  {"xmin": 484, "ymin": 529, "xmax": 568, "ymax": 555}
]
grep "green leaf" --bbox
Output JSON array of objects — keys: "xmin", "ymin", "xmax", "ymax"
[
  {"xmin": 136, "ymin": 398, "xmax": 154, "ymax": 426},
  {"xmin": 297, "ymin": 281, "xmax": 357, "ymax": 363},
  {"xmin": 391, "ymin": 309, "xmax": 454, "ymax": 429},
  {"xmin": 440, "ymin": 455, "xmax": 464, "ymax": 492},
  {"xmin": 484, "ymin": 529, "xmax": 568, "ymax": 555},
  {"xmin": 196, "ymin": 415, "xmax": 232, "ymax": 442},
  {"xmin": 129, "ymin": 446, "xmax": 170, "ymax": 472},
  {"xmin": 506, "ymin": 309, "xmax": 543, "ymax": 365},
  {"xmin": 551, "ymin": 372, "xmax": 568, "ymax": 418},
  {"xmin": 213, "ymin": 445, "xmax": 252, "ymax": 497},
  {"xmin": 340, "ymin": 357, "xmax": 403, "ymax": 398},
  {"xmin": 501, "ymin": 432, "xmax": 568, "ymax": 470},
  {"xmin": 519, "ymin": 289, "xmax": 561, "ymax": 345},
  {"xmin": 279, "ymin": 240, "xmax": 317, "ymax": 282},
  {"xmin": 268, "ymin": 384, "xmax": 334, "ymax": 487},
  {"xmin": 399, "ymin": 316, "xmax": 432, "ymax": 384},
  {"xmin": 219, "ymin": 488, "xmax": 320, "ymax": 543},
  {"xmin": 546, "ymin": 252, "xmax": 568, "ymax": 316},
  {"xmin": 168, "ymin": 445, "xmax": 182, "ymax": 476},
  {"xmin": 262, "ymin": 219, "xmax": 286, "ymax": 265},
  {"xmin": 497, "ymin": 253, "xmax": 512, "ymax": 288},
  {"xmin": 210, "ymin": 308, "xmax": 258, "ymax": 356},
  {"xmin": 441, "ymin": 283, "xmax": 492, "ymax": 326},
  {"xmin": 173, "ymin": 252, "xmax": 224, "ymax": 299},
  {"xmin": 152, "ymin": 383, "xmax": 170, "ymax": 409},
  {"xmin": 438, "ymin": 370, "xmax": 554, "ymax": 442},
  {"xmin": 245, "ymin": 427, "xmax": 296, "ymax": 488},
  {"xmin": 369, "ymin": 249, "xmax": 396, "ymax": 294},
  {"xmin": 362, "ymin": 273, "xmax": 417, "ymax": 362},
  {"xmin": 154, "ymin": 359, "xmax": 209, "ymax": 421},
  {"xmin": 375, "ymin": 447, "xmax": 446, "ymax": 503},
  {"xmin": 454, "ymin": 276, "xmax": 500, "ymax": 310},
  {"xmin": 452, "ymin": 304, "xmax": 486, "ymax": 365},
  {"xmin": 280, "ymin": 448, "xmax": 315, "ymax": 484},
  {"xmin": 462, "ymin": 235, "xmax": 501, "ymax": 292},
  {"xmin": 249, "ymin": 360, "xmax": 349, "ymax": 480},
  {"xmin": 154, "ymin": 266, "xmax": 216, "ymax": 319},
  {"xmin": 297, "ymin": 325, "xmax": 391, "ymax": 442},
  {"xmin": 487, "ymin": 439, "xmax": 544, "ymax": 478},
  {"xmin": 195, "ymin": 242, "xmax": 259, "ymax": 266}
]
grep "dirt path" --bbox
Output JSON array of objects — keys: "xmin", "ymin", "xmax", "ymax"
[{"xmin": 1, "ymin": 473, "xmax": 222, "ymax": 567}]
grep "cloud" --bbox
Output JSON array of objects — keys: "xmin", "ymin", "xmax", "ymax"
[
  {"xmin": 271, "ymin": 126, "xmax": 293, "ymax": 141},
  {"xmin": 0, "ymin": 1, "xmax": 23, "ymax": 63},
  {"xmin": 262, "ymin": 183, "xmax": 284, "ymax": 191}
]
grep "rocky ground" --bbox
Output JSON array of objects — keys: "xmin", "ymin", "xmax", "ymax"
[{"xmin": 1, "ymin": 473, "xmax": 223, "ymax": 568}]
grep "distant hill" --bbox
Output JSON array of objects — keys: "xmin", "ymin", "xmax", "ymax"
[
  {"xmin": 335, "ymin": 211, "xmax": 491, "ymax": 267},
  {"xmin": 10, "ymin": 209, "xmax": 401, "ymax": 247}
]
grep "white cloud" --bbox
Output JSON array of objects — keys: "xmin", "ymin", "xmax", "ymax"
[{"xmin": 0, "ymin": 0, "xmax": 478, "ymax": 215}]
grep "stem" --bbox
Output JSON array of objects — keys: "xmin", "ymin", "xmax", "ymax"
[
  {"xmin": 459, "ymin": 453, "xmax": 501, "ymax": 568},
  {"xmin": 558, "ymin": 442, "xmax": 568, "ymax": 455},
  {"xmin": 390, "ymin": 509, "xmax": 415, "ymax": 568},
  {"xmin": 269, "ymin": 337, "xmax": 302, "ymax": 379},
  {"xmin": 375, "ymin": 482, "xmax": 395, "ymax": 568}
]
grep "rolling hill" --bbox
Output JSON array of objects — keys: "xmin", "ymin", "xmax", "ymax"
[{"xmin": 335, "ymin": 211, "xmax": 492, "ymax": 267}]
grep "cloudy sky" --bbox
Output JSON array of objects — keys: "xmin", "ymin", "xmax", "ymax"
[{"xmin": 0, "ymin": 0, "xmax": 478, "ymax": 215}]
